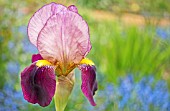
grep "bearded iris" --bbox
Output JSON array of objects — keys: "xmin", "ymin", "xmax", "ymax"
[{"xmin": 20, "ymin": 2, "xmax": 97, "ymax": 111}]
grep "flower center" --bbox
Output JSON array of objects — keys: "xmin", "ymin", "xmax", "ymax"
[{"xmin": 55, "ymin": 62, "xmax": 76, "ymax": 76}]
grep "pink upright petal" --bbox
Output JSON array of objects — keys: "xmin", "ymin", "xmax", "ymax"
[
  {"xmin": 32, "ymin": 54, "xmax": 43, "ymax": 63},
  {"xmin": 37, "ymin": 10, "xmax": 91, "ymax": 65},
  {"xmin": 28, "ymin": 2, "xmax": 67, "ymax": 46},
  {"xmin": 80, "ymin": 64, "xmax": 97, "ymax": 106},
  {"xmin": 68, "ymin": 5, "xmax": 78, "ymax": 13},
  {"xmin": 68, "ymin": 5, "xmax": 92, "ymax": 56},
  {"xmin": 21, "ymin": 63, "xmax": 56, "ymax": 107}
]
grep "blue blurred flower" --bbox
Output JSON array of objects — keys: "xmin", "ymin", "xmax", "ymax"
[
  {"xmin": 84, "ymin": 74, "xmax": 170, "ymax": 111},
  {"xmin": 0, "ymin": 83, "xmax": 27, "ymax": 111},
  {"xmin": 19, "ymin": 26, "xmax": 38, "ymax": 53},
  {"xmin": 7, "ymin": 61, "xmax": 20, "ymax": 75},
  {"xmin": 8, "ymin": 41, "xmax": 15, "ymax": 49},
  {"xmin": 22, "ymin": 37, "xmax": 37, "ymax": 53},
  {"xmin": 119, "ymin": 75, "xmax": 170, "ymax": 111},
  {"xmin": 0, "ymin": 92, "xmax": 4, "ymax": 100},
  {"xmin": 18, "ymin": 26, "xmax": 27, "ymax": 36},
  {"xmin": 156, "ymin": 27, "xmax": 170, "ymax": 39}
]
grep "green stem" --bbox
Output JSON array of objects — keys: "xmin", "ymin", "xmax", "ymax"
[{"xmin": 54, "ymin": 72, "xmax": 75, "ymax": 111}]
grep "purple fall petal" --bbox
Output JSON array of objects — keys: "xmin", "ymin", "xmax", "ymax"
[
  {"xmin": 32, "ymin": 54, "xmax": 43, "ymax": 63},
  {"xmin": 80, "ymin": 65, "xmax": 97, "ymax": 106},
  {"xmin": 37, "ymin": 10, "xmax": 91, "ymax": 65},
  {"xmin": 21, "ymin": 63, "xmax": 56, "ymax": 107},
  {"xmin": 68, "ymin": 5, "xmax": 78, "ymax": 13},
  {"xmin": 28, "ymin": 2, "xmax": 67, "ymax": 47}
]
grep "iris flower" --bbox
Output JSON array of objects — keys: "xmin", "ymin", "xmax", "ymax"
[{"xmin": 20, "ymin": 2, "xmax": 97, "ymax": 111}]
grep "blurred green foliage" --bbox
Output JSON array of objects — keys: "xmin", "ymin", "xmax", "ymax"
[
  {"xmin": 87, "ymin": 20, "xmax": 170, "ymax": 83},
  {"xmin": 78, "ymin": 0, "xmax": 170, "ymax": 15},
  {"xmin": 0, "ymin": 0, "xmax": 170, "ymax": 110},
  {"xmin": 0, "ymin": 0, "xmax": 17, "ymax": 88},
  {"xmin": 78, "ymin": 0, "xmax": 170, "ymax": 25}
]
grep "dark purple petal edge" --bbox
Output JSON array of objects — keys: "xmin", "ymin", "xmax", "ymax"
[
  {"xmin": 32, "ymin": 54, "xmax": 43, "ymax": 63},
  {"xmin": 80, "ymin": 64, "xmax": 98, "ymax": 106},
  {"xmin": 21, "ymin": 63, "xmax": 56, "ymax": 107},
  {"xmin": 68, "ymin": 5, "xmax": 78, "ymax": 13}
]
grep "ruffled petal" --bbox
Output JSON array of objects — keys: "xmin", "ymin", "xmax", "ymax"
[
  {"xmin": 80, "ymin": 64, "xmax": 97, "ymax": 106},
  {"xmin": 28, "ymin": 2, "xmax": 67, "ymax": 46},
  {"xmin": 68, "ymin": 5, "xmax": 78, "ymax": 13},
  {"xmin": 21, "ymin": 63, "xmax": 56, "ymax": 107},
  {"xmin": 32, "ymin": 54, "xmax": 43, "ymax": 63},
  {"xmin": 37, "ymin": 10, "xmax": 91, "ymax": 66}
]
